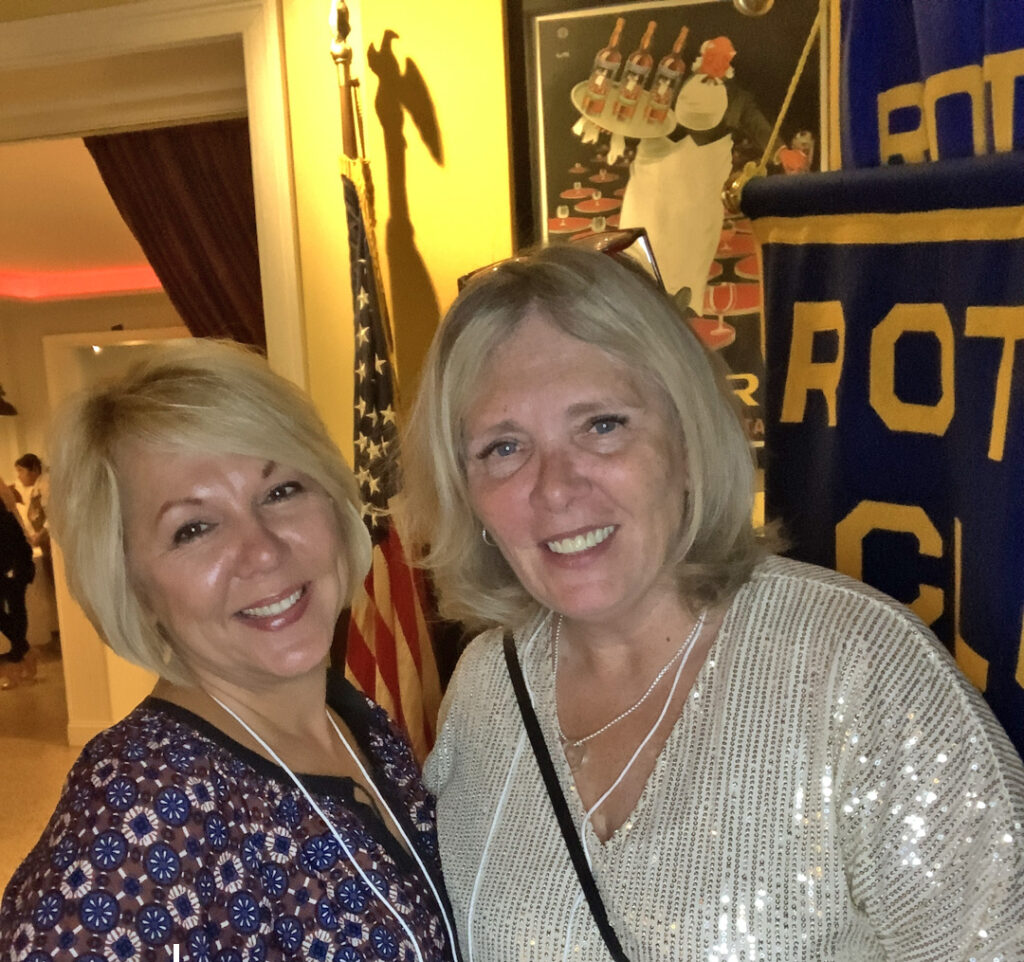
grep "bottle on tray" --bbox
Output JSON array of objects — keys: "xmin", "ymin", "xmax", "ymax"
[
  {"xmin": 644, "ymin": 25, "xmax": 689, "ymax": 126},
  {"xmin": 580, "ymin": 17, "xmax": 626, "ymax": 117},
  {"xmin": 613, "ymin": 20, "xmax": 657, "ymax": 123}
]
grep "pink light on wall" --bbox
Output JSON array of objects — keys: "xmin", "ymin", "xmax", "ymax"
[{"xmin": 0, "ymin": 265, "xmax": 163, "ymax": 301}]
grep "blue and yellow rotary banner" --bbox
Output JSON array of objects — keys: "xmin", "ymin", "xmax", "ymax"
[
  {"xmin": 841, "ymin": 0, "xmax": 1024, "ymax": 166},
  {"xmin": 744, "ymin": 153, "xmax": 1024, "ymax": 759}
]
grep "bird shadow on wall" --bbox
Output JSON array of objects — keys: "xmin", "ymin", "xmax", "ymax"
[{"xmin": 367, "ymin": 30, "xmax": 443, "ymax": 396}]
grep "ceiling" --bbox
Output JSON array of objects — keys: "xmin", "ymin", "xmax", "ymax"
[
  {"xmin": 0, "ymin": 137, "xmax": 160, "ymax": 301},
  {"xmin": 0, "ymin": 34, "xmax": 247, "ymax": 302},
  {"xmin": 0, "ymin": 137, "xmax": 151, "ymax": 278}
]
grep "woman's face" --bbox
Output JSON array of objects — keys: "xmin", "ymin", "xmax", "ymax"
[
  {"xmin": 463, "ymin": 312, "xmax": 688, "ymax": 630},
  {"xmin": 120, "ymin": 446, "xmax": 347, "ymax": 692}
]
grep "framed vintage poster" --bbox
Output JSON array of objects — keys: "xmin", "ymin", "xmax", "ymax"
[{"xmin": 506, "ymin": 0, "xmax": 827, "ymax": 457}]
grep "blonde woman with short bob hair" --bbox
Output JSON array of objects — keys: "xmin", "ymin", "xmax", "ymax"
[
  {"xmin": 402, "ymin": 242, "xmax": 1024, "ymax": 962},
  {"xmin": 48, "ymin": 338, "xmax": 372, "ymax": 684},
  {"xmin": 1, "ymin": 339, "xmax": 459, "ymax": 962}
]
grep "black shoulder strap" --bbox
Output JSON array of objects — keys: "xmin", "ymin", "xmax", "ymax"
[{"xmin": 502, "ymin": 632, "xmax": 631, "ymax": 962}]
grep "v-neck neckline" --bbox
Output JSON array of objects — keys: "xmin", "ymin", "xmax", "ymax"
[{"xmin": 530, "ymin": 600, "xmax": 737, "ymax": 850}]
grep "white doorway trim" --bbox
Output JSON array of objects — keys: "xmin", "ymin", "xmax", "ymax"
[
  {"xmin": 0, "ymin": 0, "xmax": 308, "ymax": 388},
  {"xmin": 42, "ymin": 325, "xmax": 191, "ymax": 745}
]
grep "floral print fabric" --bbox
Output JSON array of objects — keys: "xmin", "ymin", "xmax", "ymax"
[{"xmin": 1, "ymin": 679, "xmax": 453, "ymax": 962}]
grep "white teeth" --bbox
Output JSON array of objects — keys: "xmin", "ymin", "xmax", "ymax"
[
  {"xmin": 241, "ymin": 587, "xmax": 303, "ymax": 618},
  {"xmin": 546, "ymin": 525, "xmax": 615, "ymax": 555}
]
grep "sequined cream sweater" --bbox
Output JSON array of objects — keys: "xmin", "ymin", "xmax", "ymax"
[{"xmin": 424, "ymin": 556, "xmax": 1024, "ymax": 962}]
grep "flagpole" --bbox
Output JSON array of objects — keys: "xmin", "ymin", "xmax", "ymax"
[
  {"xmin": 331, "ymin": 0, "xmax": 396, "ymax": 371},
  {"xmin": 330, "ymin": 0, "xmax": 362, "ymax": 163}
]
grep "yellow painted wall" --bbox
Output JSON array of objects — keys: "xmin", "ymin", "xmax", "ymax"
[
  {"xmin": 282, "ymin": 0, "xmax": 514, "ymax": 459},
  {"xmin": 281, "ymin": 0, "xmax": 357, "ymax": 454}
]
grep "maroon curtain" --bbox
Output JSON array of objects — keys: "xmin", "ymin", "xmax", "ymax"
[{"xmin": 84, "ymin": 118, "xmax": 266, "ymax": 349}]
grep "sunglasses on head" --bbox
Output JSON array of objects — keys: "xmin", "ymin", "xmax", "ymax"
[{"xmin": 457, "ymin": 226, "xmax": 665, "ymax": 292}]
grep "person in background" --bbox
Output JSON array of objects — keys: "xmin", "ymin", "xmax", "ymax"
[
  {"xmin": 13, "ymin": 453, "xmax": 49, "ymax": 556},
  {"xmin": 13, "ymin": 453, "xmax": 59, "ymax": 649},
  {"xmin": 0, "ymin": 496, "xmax": 34, "ymax": 682},
  {"xmin": 0, "ymin": 340, "xmax": 458, "ymax": 962},
  {"xmin": 400, "ymin": 242, "xmax": 1024, "ymax": 961}
]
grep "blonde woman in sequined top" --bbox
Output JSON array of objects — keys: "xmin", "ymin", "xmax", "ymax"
[{"xmin": 400, "ymin": 242, "xmax": 1024, "ymax": 961}]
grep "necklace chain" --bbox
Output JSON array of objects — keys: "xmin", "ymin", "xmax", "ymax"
[{"xmin": 553, "ymin": 611, "xmax": 707, "ymax": 758}]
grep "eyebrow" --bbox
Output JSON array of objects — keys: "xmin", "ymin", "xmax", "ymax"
[
  {"xmin": 153, "ymin": 461, "xmax": 278, "ymax": 522},
  {"xmin": 566, "ymin": 398, "xmax": 643, "ymax": 417},
  {"xmin": 155, "ymin": 496, "xmax": 203, "ymax": 523},
  {"xmin": 468, "ymin": 399, "xmax": 645, "ymax": 438},
  {"xmin": 469, "ymin": 418, "xmax": 519, "ymax": 438}
]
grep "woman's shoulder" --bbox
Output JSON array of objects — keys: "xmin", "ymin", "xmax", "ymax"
[
  {"xmin": 41, "ymin": 698, "xmax": 252, "ymax": 820},
  {"xmin": 423, "ymin": 623, "xmax": 534, "ymax": 794},
  {"xmin": 729, "ymin": 554, "xmax": 960, "ymax": 688},
  {"xmin": 742, "ymin": 554, "xmax": 935, "ymax": 633},
  {"xmin": 70, "ymin": 698, "xmax": 220, "ymax": 784},
  {"xmin": 735, "ymin": 555, "xmax": 1009, "ymax": 729},
  {"xmin": 443, "ymin": 614, "xmax": 550, "ymax": 700},
  {"xmin": 448, "ymin": 625, "xmax": 507, "ymax": 679},
  {"xmin": 0, "ymin": 700, "xmax": 224, "ymax": 934}
]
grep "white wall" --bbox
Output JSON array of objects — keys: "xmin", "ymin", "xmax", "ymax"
[{"xmin": 0, "ymin": 291, "xmax": 182, "ymax": 476}]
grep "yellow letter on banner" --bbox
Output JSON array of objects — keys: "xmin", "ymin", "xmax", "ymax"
[
  {"xmin": 953, "ymin": 518, "xmax": 989, "ymax": 692},
  {"xmin": 1016, "ymin": 612, "xmax": 1024, "ymax": 692},
  {"xmin": 870, "ymin": 304, "xmax": 955, "ymax": 435},
  {"xmin": 877, "ymin": 81, "xmax": 929, "ymax": 164},
  {"xmin": 780, "ymin": 301, "xmax": 846, "ymax": 426},
  {"xmin": 964, "ymin": 306, "xmax": 1024, "ymax": 462},
  {"xmin": 924, "ymin": 64, "xmax": 988, "ymax": 158},
  {"xmin": 984, "ymin": 47, "xmax": 1024, "ymax": 153},
  {"xmin": 835, "ymin": 501, "xmax": 944, "ymax": 627}
]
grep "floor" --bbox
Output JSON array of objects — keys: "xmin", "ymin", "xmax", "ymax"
[{"xmin": 0, "ymin": 644, "xmax": 80, "ymax": 891}]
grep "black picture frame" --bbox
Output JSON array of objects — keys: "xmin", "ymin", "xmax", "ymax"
[
  {"xmin": 508, "ymin": 0, "xmax": 824, "ymax": 245},
  {"xmin": 505, "ymin": 0, "xmax": 826, "ymax": 459}
]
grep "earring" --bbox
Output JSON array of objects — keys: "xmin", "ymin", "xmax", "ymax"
[{"xmin": 481, "ymin": 528, "xmax": 497, "ymax": 546}]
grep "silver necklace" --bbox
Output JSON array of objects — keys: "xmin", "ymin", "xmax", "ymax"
[{"xmin": 553, "ymin": 610, "xmax": 708, "ymax": 773}]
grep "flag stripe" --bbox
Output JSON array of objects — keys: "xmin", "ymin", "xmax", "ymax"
[{"xmin": 339, "ymin": 157, "xmax": 441, "ymax": 763}]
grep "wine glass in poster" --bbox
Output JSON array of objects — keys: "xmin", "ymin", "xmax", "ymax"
[{"xmin": 517, "ymin": 0, "xmax": 826, "ymax": 459}]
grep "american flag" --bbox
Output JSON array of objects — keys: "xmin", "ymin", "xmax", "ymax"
[{"xmin": 341, "ymin": 158, "xmax": 441, "ymax": 762}]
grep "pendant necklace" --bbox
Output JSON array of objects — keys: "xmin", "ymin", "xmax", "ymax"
[{"xmin": 553, "ymin": 609, "xmax": 708, "ymax": 773}]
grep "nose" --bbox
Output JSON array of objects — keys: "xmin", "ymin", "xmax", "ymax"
[
  {"xmin": 529, "ymin": 447, "xmax": 589, "ymax": 512},
  {"xmin": 235, "ymin": 515, "xmax": 287, "ymax": 577}
]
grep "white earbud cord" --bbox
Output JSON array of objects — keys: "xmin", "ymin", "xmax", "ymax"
[
  {"xmin": 210, "ymin": 695, "xmax": 454, "ymax": 962},
  {"xmin": 323, "ymin": 711, "xmax": 460, "ymax": 957},
  {"xmin": 579, "ymin": 610, "xmax": 707, "ymax": 871}
]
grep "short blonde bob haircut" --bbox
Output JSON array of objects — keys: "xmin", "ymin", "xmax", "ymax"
[
  {"xmin": 400, "ymin": 243, "xmax": 769, "ymax": 631},
  {"xmin": 47, "ymin": 338, "xmax": 371, "ymax": 685}
]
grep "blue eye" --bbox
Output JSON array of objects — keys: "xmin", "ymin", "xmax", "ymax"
[
  {"xmin": 479, "ymin": 440, "xmax": 518, "ymax": 459},
  {"xmin": 173, "ymin": 521, "xmax": 211, "ymax": 546},
  {"xmin": 590, "ymin": 415, "xmax": 626, "ymax": 435}
]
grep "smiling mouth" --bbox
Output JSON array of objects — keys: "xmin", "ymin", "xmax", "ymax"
[
  {"xmin": 239, "ymin": 586, "xmax": 305, "ymax": 619},
  {"xmin": 546, "ymin": 525, "xmax": 616, "ymax": 555}
]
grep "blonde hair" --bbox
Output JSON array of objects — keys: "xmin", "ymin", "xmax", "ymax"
[
  {"xmin": 400, "ymin": 243, "xmax": 769, "ymax": 631},
  {"xmin": 47, "ymin": 338, "xmax": 371, "ymax": 684}
]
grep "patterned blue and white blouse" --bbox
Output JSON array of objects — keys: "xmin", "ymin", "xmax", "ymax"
[{"xmin": 0, "ymin": 673, "xmax": 456, "ymax": 962}]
